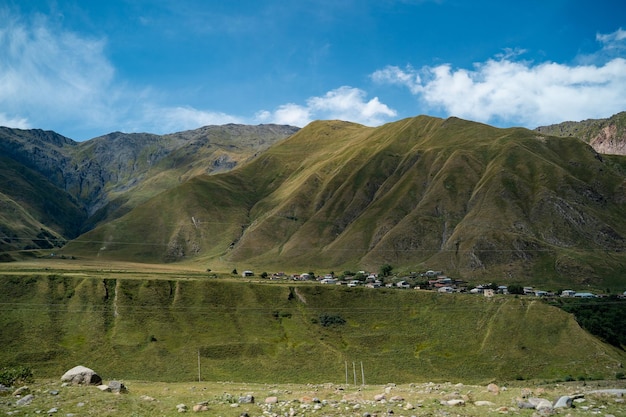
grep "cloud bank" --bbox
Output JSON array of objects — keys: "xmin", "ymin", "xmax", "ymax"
[
  {"xmin": 256, "ymin": 86, "xmax": 397, "ymax": 127},
  {"xmin": 372, "ymin": 28, "xmax": 626, "ymax": 127}
]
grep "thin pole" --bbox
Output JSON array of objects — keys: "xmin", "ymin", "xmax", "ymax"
[
  {"xmin": 361, "ymin": 361, "xmax": 365, "ymax": 386},
  {"xmin": 345, "ymin": 361, "xmax": 348, "ymax": 385},
  {"xmin": 353, "ymin": 362, "xmax": 357, "ymax": 385},
  {"xmin": 197, "ymin": 349, "xmax": 201, "ymax": 382}
]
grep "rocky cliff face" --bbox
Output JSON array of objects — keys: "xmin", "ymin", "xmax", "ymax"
[{"xmin": 535, "ymin": 111, "xmax": 626, "ymax": 155}]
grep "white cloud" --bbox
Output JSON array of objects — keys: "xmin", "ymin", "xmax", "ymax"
[
  {"xmin": 256, "ymin": 86, "xmax": 397, "ymax": 127},
  {"xmin": 372, "ymin": 54, "xmax": 626, "ymax": 127},
  {"xmin": 137, "ymin": 106, "xmax": 244, "ymax": 133},
  {"xmin": 597, "ymin": 27, "xmax": 626, "ymax": 45},
  {"xmin": 0, "ymin": 113, "xmax": 30, "ymax": 129}
]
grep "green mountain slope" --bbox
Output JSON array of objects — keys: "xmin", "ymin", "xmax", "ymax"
[
  {"xmin": 1, "ymin": 275, "xmax": 623, "ymax": 383},
  {"xmin": 65, "ymin": 116, "xmax": 626, "ymax": 289},
  {"xmin": 0, "ymin": 125, "xmax": 298, "ymax": 251},
  {"xmin": 0, "ymin": 156, "xmax": 85, "ymax": 253}
]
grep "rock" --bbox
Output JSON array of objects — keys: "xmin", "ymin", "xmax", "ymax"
[
  {"xmin": 528, "ymin": 397, "xmax": 552, "ymax": 410},
  {"xmin": 238, "ymin": 394, "xmax": 254, "ymax": 404},
  {"xmin": 12, "ymin": 386, "xmax": 29, "ymax": 396},
  {"xmin": 486, "ymin": 383, "xmax": 499, "ymax": 394},
  {"xmin": 553, "ymin": 395, "xmax": 572, "ymax": 408},
  {"xmin": 265, "ymin": 396, "xmax": 278, "ymax": 404},
  {"xmin": 445, "ymin": 399, "xmax": 465, "ymax": 406},
  {"xmin": 176, "ymin": 403, "xmax": 188, "ymax": 412},
  {"xmin": 374, "ymin": 394, "xmax": 385, "ymax": 401},
  {"xmin": 47, "ymin": 407, "xmax": 58, "ymax": 414},
  {"xmin": 192, "ymin": 404, "xmax": 208, "ymax": 412},
  {"xmin": 140, "ymin": 395, "xmax": 156, "ymax": 401},
  {"xmin": 49, "ymin": 390, "xmax": 59, "ymax": 396},
  {"xmin": 108, "ymin": 380, "xmax": 127, "ymax": 393},
  {"xmin": 517, "ymin": 401, "xmax": 535, "ymax": 409},
  {"xmin": 390, "ymin": 395, "xmax": 404, "ymax": 402},
  {"xmin": 16, "ymin": 393, "xmax": 34, "ymax": 406},
  {"xmin": 61, "ymin": 366, "xmax": 102, "ymax": 385},
  {"xmin": 0, "ymin": 384, "xmax": 9, "ymax": 396},
  {"xmin": 474, "ymin": 400, "xmax": 495, "ymax": 406},
  {"xmin": 97, "ymin": 385, "xmax": 111, "ymax": 392}
]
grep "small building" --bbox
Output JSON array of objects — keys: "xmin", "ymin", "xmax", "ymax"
[
  {"xmin": 242, "ymin": 270, "xmax": 254, "ymax": 277},
  {"xmin": 573, "ymin": 292, "xmax": 595, "ymax": 298},
  {"xmin": 561, "ymin": 290, "xmax": 576, "ymax": 297},
  {"xmin": 483, "ymin": 288, "xmax": 495, "ymax": 297}
]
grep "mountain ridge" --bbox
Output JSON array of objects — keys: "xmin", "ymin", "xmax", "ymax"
[{"xmin": 62, "ymin": 115, "xmax": 626, "ymax": 290}]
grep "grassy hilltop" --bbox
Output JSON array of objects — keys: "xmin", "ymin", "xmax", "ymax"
[{"xmin": 1, "ymin": 268, "xmax": 624, "ymax": 384}]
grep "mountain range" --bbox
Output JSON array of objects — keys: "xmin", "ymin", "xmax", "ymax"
[{"xmin": 2, "ymin": 115, "xmax": 626, "ymax": 290}]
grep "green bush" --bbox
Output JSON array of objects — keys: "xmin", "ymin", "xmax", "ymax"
[
  {"xmin": 0, "ymin": 366, "xmax": 34, "ymax": 386},
  {"xmin": 318, "ymin": 313, "xmax": 346, "ymax": 327}
]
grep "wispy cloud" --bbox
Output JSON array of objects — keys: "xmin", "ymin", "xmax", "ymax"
[
  {"xmin": 256, "ymin": 86, "xmax": 397, "ymax": 127},
  {"xmin": 0, "ymin": 8, "xmax": 396, "ymax": 138},
  {"xmin": 372, "ymin": 28, "xmax": 626, "ymax": 127}
]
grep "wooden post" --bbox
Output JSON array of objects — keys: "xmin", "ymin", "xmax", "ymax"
[
  {"xmin": 361, "ymin": 361, "xmax": 365, "ymax": 386},
  {"xmin": 197, "ymin": 349, "xmax": 201, "ymax": 382},
  {"xmin": 353, "ymin": 362, "xmax": 357, "ymax": 385},
  {"xmin": 345, "ymin": 361, "xmax": 348, "ymax": 385}
]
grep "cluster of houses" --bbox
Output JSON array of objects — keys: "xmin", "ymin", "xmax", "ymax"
[{"xmin": 242, "ymin": 269, "xmax": 622, "ymax": 298}]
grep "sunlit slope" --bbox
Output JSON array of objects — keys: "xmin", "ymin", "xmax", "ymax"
[
  {"xmin": 1, "ymin": 276, "xmax": 623, "ymax": 383},
  {"xmin": 65, "ymin": 116, "xmax": 626, "ymax": 287}
]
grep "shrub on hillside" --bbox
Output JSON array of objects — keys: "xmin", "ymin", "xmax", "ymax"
[
  {"xmin": 0, "ymin": 366, "xmax": 34, "ymax": 386},
  {"xmin": 318, "ymin": 313, "xmax": 346, "ymax": 327}
]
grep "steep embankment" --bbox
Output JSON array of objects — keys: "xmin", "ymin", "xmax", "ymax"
[
  {"xmin": 0, "ymin": 274, "xmax": 623, "ymax": 383},
  {"xmin": 65, "ymin": 116, "xmax": 626, "ymax": 289}
]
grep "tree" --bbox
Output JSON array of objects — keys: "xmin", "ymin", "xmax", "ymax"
[
  {"xmin": 379, "ymin": 264, "xmax": 393, "ymax": 277},
  {"xmin": 260, "ymin": 271, "xmax": 268, "ymax": 279},
  {"xmin": 507, "ymin": 284, "xmax": 524, "ymax": 295},
  {"xmin": 232, "ymin": 268, "xmax": 238, "ymax": 275}
]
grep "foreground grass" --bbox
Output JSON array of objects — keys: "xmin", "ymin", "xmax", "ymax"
[{"xmin": 2, "ymin": 379, "xmax": 626, "ymax": 417}]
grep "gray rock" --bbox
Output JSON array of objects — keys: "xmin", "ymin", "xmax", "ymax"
[
  {"xmin": 108, "ymin": 380, "xmax": 127, "ymax": 393},
  {"xmin": 528, "ymin": 397, "xmax": 552, "ymax": 410},
  {"xmin": 61, "ymin": 366, "xmax": 102, "ymax": 385},
  {"xmin": 517, "ymin": 401, "xmax": 535, "ymax": 409},
  {"xmin": 16, "ymin": 393, "xmax": 34, "ymax": 406},
  {"xmin": 238, "ymin": 395, "xmax": 254, "ymax": 404},
  {"xmin": 13, "ymin": 386, "xmax": 29, "ymax": 396},
  {"xmin": 47, "ymin": 407, "xmax": 58, "ymax": 413},
  {"xmin": 554, "ymin": 395, "xmax": 572, "ymax": 408}
]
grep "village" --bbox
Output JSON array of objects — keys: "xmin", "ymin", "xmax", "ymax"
[{"xmin": 238, "ymin": 269, "xmax": 625, "ymax": 299}]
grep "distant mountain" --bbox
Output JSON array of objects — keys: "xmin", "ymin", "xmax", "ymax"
[
  {"xmin": 64, "ymin": 116, "xmax": 626, "ymax": 290},
  {"xmin": 0, "ymin": 124, "xmax": 299, "ymax": 252},
  {"xmin": 536, "ymin": 111, "xmax": 626, "ymax": 155}
]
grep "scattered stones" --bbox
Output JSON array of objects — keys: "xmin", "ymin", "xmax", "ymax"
[
  {"xmin": 265, "ymin": 396, "xmax": 278, "ymax": 404},
  {"xmin": 528, "ymin": 397, "xmax": 553, "ymax": 411},
  {"xmin": 374, "ymin": 394, "xmax": 385, "ymax": 401},
  {"xmin": 61, "ymin": 366, "xmax": 102, "ymax": 385},
  {"xmin": 389, "ymin": 395, "xmax": 404, "ymax": 402},
  {"xmin": 140, "ymin": 395, "xmax": 156, "ymax": 401},
  {"xmin": 474, "ymin": 400, "xmax": 495, "ymax": 406}
]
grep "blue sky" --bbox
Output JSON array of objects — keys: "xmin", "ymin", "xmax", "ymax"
[{"xmin": 1, "ymin": 0, "xmax": 625, "ymax": 140}]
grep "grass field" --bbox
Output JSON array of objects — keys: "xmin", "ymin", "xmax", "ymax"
[
  {"xmin": 1, "ymin": 259, "xmax": 625, "ymax": 387},
  {"xmin": 2, "ymin": 378, "xmax": 625, "ymax": 417}
]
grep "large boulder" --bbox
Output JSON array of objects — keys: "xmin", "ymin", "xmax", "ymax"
[{"xmin": 61, "ymin": 366, "xmax": 102, "ymax": 385}]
